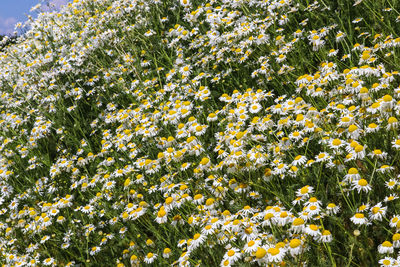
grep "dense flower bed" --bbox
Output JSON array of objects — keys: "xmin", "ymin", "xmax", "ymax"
[{"xmin": 1, "ymin": 0, "xmax": 400, "ymax": 266}]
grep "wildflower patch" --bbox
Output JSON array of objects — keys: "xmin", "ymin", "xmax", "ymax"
[{"xmin": 0, "ymin": 0, "xmax": 400, "ymax": 266}]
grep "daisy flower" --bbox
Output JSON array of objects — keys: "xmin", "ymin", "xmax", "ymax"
[
  {"xmin": 267, "ymin": 245, "xmax": 287, "ymax": 263},
  {"xmin": 369, "ymin": 203, "xmax": 387, "ymax": 221},
  {"xmin": 243, "ymin": 239, "xmax": 261, "ymax": 254},
  {"xmin": 289, "ymin": 238, "xmax": 304, "ymax": 256},
  {"xmin": 155, "ymin": 207, "xmax": 168, "ymax": 224},
  {"xmin": 254, "ymin": 246, "xmax": 267, "ymax": 263},
  {"xmin": 162, "ymin": 248, "xmax": 172, "ymax": 259},
  {"xmin": 315, "ymin": 152, "xmax": 331, "ymax": 162},
  {"xmin": 369, "ymin": 149, "xmax": 388, "ymax": 160},
  {"xmin": 144, "ymin": 253, "xmax": 157, "ymax": 264},
  {"xmin": 352, "ymin": 178, "xmax": 372, "ymax": 193},
  {"xmin": 249, "ymin": 103, "xmax": 262, "ymax": 114},
  {"xmin": 304, "ymin": 224, "xmax": 320, "ymax": 237},
  {"xmin": 379, "ymin": 257, "xmax": 395, "ymax": 266},
  {"xmin": 220, "ymin": 259, "xmax": 232, "ymax": 267},
  {"xmin": 336, "ymin": 31, "xmax": 346, "ymax": 42},
  {"xmin": 343, "ymin": 168, "xmax": 361, "ymax": 183},
  {"xmin": 366, "ymin": 123, "xmax": 380, "ymax": 133},
  {"xmin": 296, "ymin": 185, "xmax": 314, "ymax": 198},
  {"xmin": 384, "ymin": 194, "xmax": 399, "ymax": 202},
  {"xmin": 188, "ymin": 233, "xmax": 206, "ymax": 251},
  {"xmin": 309, "ymin": 34, "xmax": 325, "ymax": 51},
  {"xmin": 90, "ymin": 246, "xmax": 101, "ymax": 256},
  {"xmin": 387, "ymin": 117, "xmax": 399, "ymax": 130},
  {"xmin": 292, "ymin": 155, "xmax": 307, "ymax": 166},
  {"xmin": 291, "ymin": 217, "xmax": 306, "ymax": 233},
  {"xmin": 328, "ymin": 138, "xmax": 344, "ymax": 150},
  {"xmin": 353, "ymin": 144, "xmax": 366, "ymax": 159},
  {"xmin": 319, "ymin": 230, "xmax": 333, "ymax": 243},
  {"xmin": 393, "ymin": 234, "xmax": 400, "ymax": 248},
  {"xmin": 352, "ymin": 18, "xmax": 363, "ymax": 23},
  {"xmin": 350, "ymin": 213, "xmax": 369, "ymax": 225},
  {"xmin": 222, "ymin": 248, "xmax": 241, "ymax": 263},
  {"xmin": 378, "ymin": 165, "xmax": 394, "ymax": 174},
  {"xmin": 328, "ymin": 49, "xmax": 338, "ymax": 57},
  {"xmin": 43, "ymin": 258, "xmax": 55, "ymax": 266},
  {"xmin": 392, "ymin": 139, "xmax": 400, "ymax": 149},
  {"xmin": 378, "ymin": 241, "xmax": 394, "ymax": 254},
  {"xmin": 381, "ymin": 94, "xmax": 394, "ymax": 111}
]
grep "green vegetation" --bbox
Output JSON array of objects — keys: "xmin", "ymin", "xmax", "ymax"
[{"xmin": 0, "ymin": 0, "xmax": 400, "ymax": 266}]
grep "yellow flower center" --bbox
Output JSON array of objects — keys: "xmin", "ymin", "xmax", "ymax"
[
  {"xmin": 200, "ymin": 158, "xmax": 209, "ymax": 165},
  {"xmin": 206, "ymin": 198, "xmax": 215, "ymax": 206},
  {"xmin": 348, "ymin": 168, "xmax": 358, "ymax": 174},
  {"xmin": 255, "ymin": 247, "xmax": 267, "ymax": 259},
  {"xmin": 165, "ymin": 197, "xmax": 173, "ymax": 205},
  {"xmin": 248, "ymin": 240, "xmax": 255, "ymax": 247},
  {"xmin": 268, "ymin": 247, "xmax": 280, "ymax": 256},
  {"xmin": 300, "ymin": 186, "xmax": 309, "ymax": 194},
  {"xmin": 157, "ymin": 209, "xmax": 166, "ymax": 217},
  {"xmin": 355, "ymin": 145, "xmax": 364, "ymax": 153},
  {"xmin": 393, "ymin": 233, "xmax": 400, "ymax": 241},
  {"xmin": 290, "ymin": 239, "xmax": 301, "ymax": 248},
  {"xmin": 383, "ymin": 95, "xmax": 393, "ymax": 102},
  {"xmin": 292, "ymin": 218, "xmax": 304, "ymax": 226},
  {"xmin": 358, "ymin": 179, "xmax": 368, "ymax": 186},
  {"xmin": 322, "ymin": 230, "xmax": 331, "ymax": 236},
  {"xmin": 382, "ymin": 241, "xmax": 392, "ymax": 247},
  {"xmin": 332, "ymin": 139, "xmax": 341, "ymax": 146},
  {"xmin": 372, "ymin": 207, "xmax": 380, "ymax": 214},
  {"xmin": 348, "ymin": 125, "xmax": 358, "ymax": 132}
]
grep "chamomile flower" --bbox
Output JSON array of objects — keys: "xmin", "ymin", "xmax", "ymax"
[
  {"xmin": 144, "ymin": 253, "xmax": 157, "ymax": 264},
  {"xmin": 379, "ymin": 257, "xmax": 395, "ymax": 266},
  {"xmin": 377, "ymin": 164, "xmax": 394, "ymax": 173},
  {"xmin": 267, "ymin": 245, "xmax": 286, "ymax": 263},
  {"xmin": 223, "ymin": 248, "xmax": 241, "ymax": 263},
  {"xmin": 291, "ymin": 217, "xmax": 306, "ymax": 233},
  {"xmin": 344, "ymin": 168, "xmax": 361, "ymax": 183},
  {"xmin": 288, "ymin": 238, "xmax": 304, "ymax": 256},
  {"xmin": 392, "ymin": 139, "xmax": 400, "ymax": 149},
  {"xmin": 387, "ymin": 117, "xmax": 399, "ymax": 130},
  {"xmin": 384, "ymin": 194, "xmax": 399, "ymax": 202},
  {"xmin": 329, "ymin": 138, "xmax": 344, "ymax": 150},
  {"xmin": 304, "ymin": 224, "xmax": 320, "ymax": 237},
  {"xmin": 90, "ymin": 246, "xmax": 101, "ymax": 256},
  {"xmin": 352, "ymin": 178, "xmax": 372, "ymax": 193},
  {"xmin": 249, "ymin": 103, "xmax": 262, "ymax": 114},
  {"xmin": 369, "ymin": 203, "xmax": 387, "ymax": 221},
  {"xmin": 366, "ymin": 123, "xmax": 380, "ymax": 133},
  {"xmin": 254, "ymin": 246, "xmax": 268, "ymax": 263},
  {"xmin": 378, "ymin": 241, "xmax": 394, "ymax": 254},
  {"xmin": 296, "ymin": 185, "xmax": 314, "ymax": 198},
  {"xmin": 188, "ymin": 233, "xmax": 206, "ymax": 250},
  {"xmin": 350, "ymin": 213, "xmax": 369, "ymax": 225},
  {"xmin": 320, "ymin": 230, "xmax": 333, "ymax": 243},
  {"xmin": 155, "ymin": 207, "xmax": 168, "ymax": 224},
  {"xmin": 292, "ymin": 155, "xmax": 307, "ymax": 166},
  {"xmin": 369, "ymin": 149, "xmax": 388, "ymax": 160},
  {"xmin": 243, "ymin": 239, "xmax": 261, "ymax": 254},
  {"xmin": 315, "ymin": 152, "xmax": 331, "ymax": 162},
  {"xmin": 43, "ymin": 258, "xmax": 55, "ymax": 266}
]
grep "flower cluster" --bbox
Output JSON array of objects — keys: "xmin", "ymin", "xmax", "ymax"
[{"xmin": 0, "ymin": 0, "xmax": 400, "ymax": 266}]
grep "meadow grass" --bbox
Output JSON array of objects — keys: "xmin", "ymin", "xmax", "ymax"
[{"xmin": 1, "ymin": 0, "xmax": 400, "ymax": 266}]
